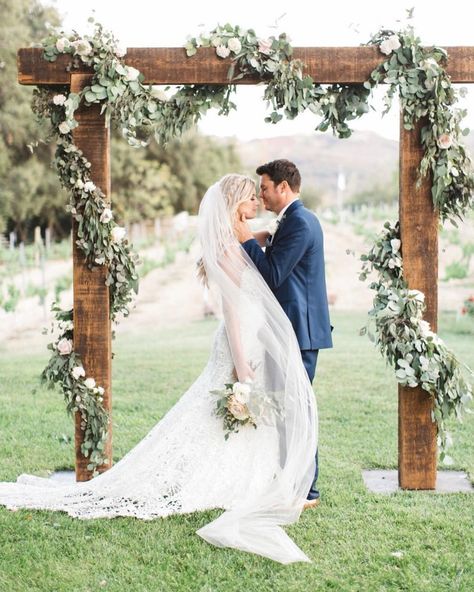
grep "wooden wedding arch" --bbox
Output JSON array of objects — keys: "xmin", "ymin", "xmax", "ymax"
[{"xmin": 17, "ymin": 45, "xmax": 474, "ymax": 486}]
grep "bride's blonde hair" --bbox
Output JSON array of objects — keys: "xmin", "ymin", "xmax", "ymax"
[{"xmin": 197, "ymin": 173, "xmax": 256, "ymax": 286}]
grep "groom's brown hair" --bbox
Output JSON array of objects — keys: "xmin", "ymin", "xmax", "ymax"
[{"xmin": 256, "ymin": 159, "xmax": 301, "ymax": 192}]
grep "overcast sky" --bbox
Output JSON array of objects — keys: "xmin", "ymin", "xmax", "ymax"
[{"xmin": 46, "ymin": 0, "xmax": 474, "ymax": 141}]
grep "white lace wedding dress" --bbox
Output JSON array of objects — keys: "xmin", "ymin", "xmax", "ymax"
[
  {"xmin": 0, "ymin": 182, "xmax": 318, "ymax": 564},
  {"xmin": 0, "ymin": 274, "xmax": 278, "ymax": 518}
]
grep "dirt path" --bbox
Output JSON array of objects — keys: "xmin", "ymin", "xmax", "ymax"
[{"xmin": 1, "ymin": 218, "xmax": 473, "ymax": 355}]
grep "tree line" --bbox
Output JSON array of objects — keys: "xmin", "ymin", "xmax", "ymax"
[{"xmin": 0, "ymin": 0, "xmax": 241, "ymax": 244}]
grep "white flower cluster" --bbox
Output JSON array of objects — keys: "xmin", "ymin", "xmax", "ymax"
[
  {"xmin": 207, "ymin": 30, "xmax": 275, "ymax": 66},
  {"xmin": 53, "ymin": 94, "xmax": 67, "ymax": 106},
  {"xmin": 379, "ymin": 34, "xmax": 401, "ymax": 56},
  {"xmin": 227, "ymin": 381, "xmax": 252, "ymax": 421},
  {"xmin": 71, "ymin": 366, "xmax": 105, "ymax": 406},
  {"xmin": 56, "ymin": 36, "xmax": 93, "ymax": 58}
]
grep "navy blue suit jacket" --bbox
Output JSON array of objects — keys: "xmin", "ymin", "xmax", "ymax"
[{"xmin": 242, "ymin": 200, "xmax": 333, "ymax": 351}]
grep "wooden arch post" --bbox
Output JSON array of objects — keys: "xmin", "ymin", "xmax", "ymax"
[
  {"xmin": 70, "ymin": 73, "xmax": 112, "ymax": 481},
  {"xmin": 399, "ymin": 118, "xmax": 438, "ymax": 489},
  {"xmin": 17, "ymin": 45, "xmax": 474, "ymax": 486}
]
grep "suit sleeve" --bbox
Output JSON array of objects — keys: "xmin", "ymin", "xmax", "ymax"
[{"xmin": 242, "ymin": 217, "xmax": 311, "ymax": 290}]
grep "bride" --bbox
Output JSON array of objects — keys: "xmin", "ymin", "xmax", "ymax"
[{"xmin": 0, "ymin": 174, "xmax": 318, "ymax": 564}]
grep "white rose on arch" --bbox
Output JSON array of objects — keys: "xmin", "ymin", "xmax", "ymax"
[
  {"xmin": 417, "ymin": 319, "xmax": 431, "ymax": 338},
  {"xmin": 71, "ymin": 39, "xmax": 93, "ymax": 57},
  {"xmin": 72, "ymin": 366, "xmax": 86, "ymax": 380},
  {"xmin": 151, "ymin": 88, "xmax": 169, "ymax": 102},
  {"xmin": 258, "ymin": 38, "xmax": 272, "ymax": 55},
  {"xmin": 84, "ymin": 377, "xmax": 96, "ymax": 390},
  {"xmin": 390, "ymin": 238, "xmax": 401, "ymax": 253},
  {"xmin": 125, "ymin": 66, "xmax": 140, "ymax": 81},
  {"xmin": 56, "ymin": 37, "xmax": 71, "ymax": 52},
  {"xmin": 53, "ymin": 94, "xmax": 67, "ymax": 106},
  {"xmin": 100, "ymin": 208, "xmax": 113, "ymax": 224},
  {"xmin": 57, "ymin": 338, "xmax": 73, "ymax": 356},
  {"xmin": 437, "ymin": 133, "xmax": 453, "ymax": 150},
  {"xmin": 380, "ymin": 35, "xmax": 401, "ymax": 56},
  {"xmin": 111, "ymin": 226, "xmax": 127, "ymax": 243},
  {"xmin": 114, "ymin": 44, "xmax": 127, "ymax": 58},
  {"xmin": 58, "ymin": 121, "xmax": 71, "ymax": 134},
  {"xmin": 227, "ymin": 37, "xmax": 242, "ymax": 53},
  {"xmin": 216, "ymin": 45, "xmax": 231, "ymax": 59},
  {"xmin": 409, "ymin": 290, "xmax": 425, "ymax": 303},
  {"xmin": 83, "ymin": 180, "xmax": 96, "ymax": 192}
]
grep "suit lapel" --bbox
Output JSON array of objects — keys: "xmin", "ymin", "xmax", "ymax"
[
  {"xmin": 265, "ymin": 200, "xmax": 303, "ymax": 251},
  {"xmin": 273, "ymin": 200, "xmax": 302, "ymax": 238}
]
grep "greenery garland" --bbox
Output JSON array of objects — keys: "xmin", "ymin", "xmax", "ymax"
[
  {"xmin": 359, "ymin": 222, "xmax": 473, "ymax": 459},
  {"xmin": 186, "ymin": 22, "xmax": 474, "ymax": 222},
  {"xmin": 33, "ymin": 16, "xmax": 473, "ymax": 472}
]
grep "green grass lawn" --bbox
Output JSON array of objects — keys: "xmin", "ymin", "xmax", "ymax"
[{"xmin": 0, "ymin": 311, "xmax": 473, "ymax": 592}]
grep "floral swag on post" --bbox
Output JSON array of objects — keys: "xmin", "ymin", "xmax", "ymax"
[{"xmin": 33, "ymin": 15, "xmax": 473, "ymax": 472}]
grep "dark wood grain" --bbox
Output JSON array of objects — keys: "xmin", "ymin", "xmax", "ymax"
[
  {"xmin": 398, "ymin": 117, "xmax": 438, "ymax": 490},
  {"xmin": 17, "ymin": 46, "xmax": 474, "ymax": 85},
  {"xmin": 71, "ymin": 73, "xmax": 112, "ymax": 482}
]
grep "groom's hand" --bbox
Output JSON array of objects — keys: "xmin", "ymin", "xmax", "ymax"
[{"xmin": 234, "ymin": 213, "xmax": 253, "ymax": 243}]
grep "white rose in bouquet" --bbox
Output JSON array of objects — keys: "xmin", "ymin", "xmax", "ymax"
[
  {"xmin": 232, "ymin": 381, "xmax": 251, "ymax": 404},
  {"xmin": 228, "ymin": 396, "xmax": 250, "ymax": 421}
]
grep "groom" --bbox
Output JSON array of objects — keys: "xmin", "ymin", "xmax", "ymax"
[{"xmin": 235, "ymin": 159, "xmax": 333, "ymax": 507}]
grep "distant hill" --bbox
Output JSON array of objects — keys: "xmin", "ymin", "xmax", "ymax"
[{"xmin": 211, "ymin": 130, "xmax": 474, "ymax": 206}]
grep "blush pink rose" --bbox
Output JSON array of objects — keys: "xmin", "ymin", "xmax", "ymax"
[
  {"xmin": 258, "ymin": 38, "xmax": 272, "ymax": 55},
  {"xmin": 437, "ymin": 133, "xmax": 453, "ymax": 149},
  {"xmin": 57, "ymin": 338, "xmax": 73, "ymax": 356},
  {"xmin": 228, "ymin": 396, "xmax": 250, "ymax": 421}
]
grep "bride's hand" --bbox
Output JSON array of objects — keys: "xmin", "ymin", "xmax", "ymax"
[
  {"xmin": 233, "ymin": 212, "xmax": 253, "ymax": 244},
  {"xmin": 232, "ymin": 363, "xmax": 255, "ymax": 383}
]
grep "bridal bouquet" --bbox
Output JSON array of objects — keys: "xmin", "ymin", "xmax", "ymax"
[{"xmin": 211, "ymin": 380, "xmax": 257, "ymax": 439}]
